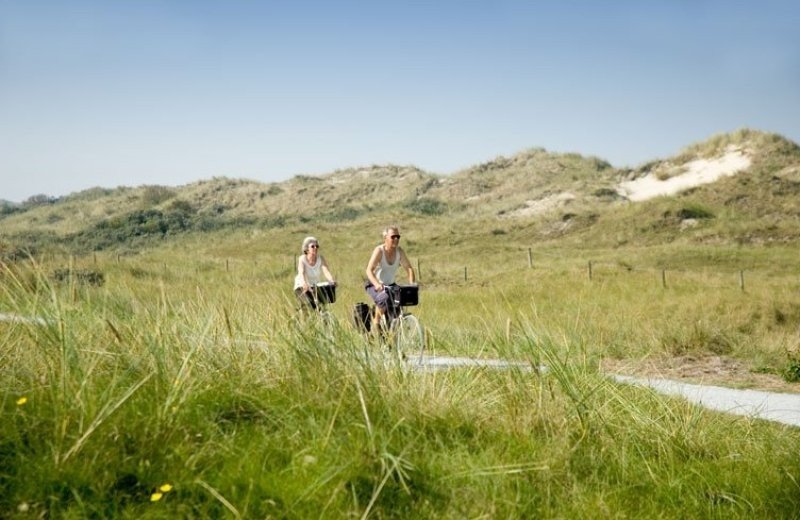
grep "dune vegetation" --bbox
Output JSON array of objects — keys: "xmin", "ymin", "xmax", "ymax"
[
  {"xmin": 3, "ymin": 217, "xmax": 800, "ymax": 518},
  {"xmin": 2, "ymin": 129, "xmax": 800, "ymax": 517}
]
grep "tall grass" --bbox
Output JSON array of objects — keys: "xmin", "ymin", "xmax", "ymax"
[{"xmin": 3, "ymin": 257, "xmax": 800, "ymax": 518}]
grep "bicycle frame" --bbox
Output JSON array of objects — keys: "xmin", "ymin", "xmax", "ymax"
[{"xmin": 379, "ymin": 284, "xmax": 424, "ymax": 362}]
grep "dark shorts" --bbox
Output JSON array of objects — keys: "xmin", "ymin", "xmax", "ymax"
[{"xmin": 364, "ymin": 282, "xmax": 398, "ymax": 317}]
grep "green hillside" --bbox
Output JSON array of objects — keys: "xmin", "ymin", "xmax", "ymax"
[
  {"xmin": 3, "ymin": 129, "xmax": 800, "ymax": 518},
  {"xmin": 1, "ymin": 128, "xmax": 799, "ymax": 259}
]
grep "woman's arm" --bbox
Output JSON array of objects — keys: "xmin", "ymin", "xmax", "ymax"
[
  {"xmin": 297, "ymin": 256, "xmax": 310, "ymax": 292},
  {"xmin": 399, "ymin": 248, "xmax": 416, "ymax": 284},
  {"xmin": 320, "ymin": 256, "xmax": 336, "ymax": 284},
  {"xmin": 365, "ymin": 246, "xmax": 383, "ymax": 290}
]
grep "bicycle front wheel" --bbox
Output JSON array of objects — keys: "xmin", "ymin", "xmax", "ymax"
[{"xmin": 392, "ymin": 314, "xmax": 424, "ymax": 363}]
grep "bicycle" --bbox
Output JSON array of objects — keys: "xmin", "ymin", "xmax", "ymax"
[{"xmin": 379, "ymin": 284, "xmax": 425, "ymax": 364}]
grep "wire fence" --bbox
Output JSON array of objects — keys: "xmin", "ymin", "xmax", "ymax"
[{"xmin": 7, "ymin": 248, "xmax": 795, "ymax": 296}]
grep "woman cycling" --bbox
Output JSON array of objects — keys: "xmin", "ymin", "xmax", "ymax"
[
  {"xmin": 364, "ymin": 225, "xmax": 415, "ymax": 331},
  {"xmin": 293, "ymin": 236, "xmax": 336, "ymax": 311}
]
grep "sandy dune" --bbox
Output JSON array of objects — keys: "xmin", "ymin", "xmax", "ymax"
[{"xmin": 618, "ymin": 145, "xmax": 751, "ymax": 201}]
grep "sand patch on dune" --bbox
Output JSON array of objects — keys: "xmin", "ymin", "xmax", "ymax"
[
  {"xmin": 618, "ymin": 145, "xmax": 751, "ymax": 201},
  {"xmin": 502, "ymin": 192, "xmax": 575, "ymax": 218}
]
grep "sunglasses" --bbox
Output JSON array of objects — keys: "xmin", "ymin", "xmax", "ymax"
[
  {"xmin": 309, "ymin": 244, "xmax": 319, "ymax": 249},
  {"xmin": 390, "ymin": 235, "xmax": 401, "ymax": 239}
]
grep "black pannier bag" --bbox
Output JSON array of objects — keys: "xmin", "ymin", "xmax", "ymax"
[{"xmin": 352, "ymin": 302, "xmax": 371, "ymax": 332}]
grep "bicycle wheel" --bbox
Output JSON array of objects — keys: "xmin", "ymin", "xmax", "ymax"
[
  {"xmin": 391, "ymin": 314, "xmax": 424, "ymax": 363},
  {"xmin": 318, "ymin": 309, "xmax": 336, "ymax": 331}
]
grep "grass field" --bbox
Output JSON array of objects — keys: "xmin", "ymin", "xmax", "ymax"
[{"xmin": 3, "ymin": 224, "xmax": 800, "ymax": 518}]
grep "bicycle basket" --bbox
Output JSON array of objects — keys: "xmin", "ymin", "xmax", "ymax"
[
  {"xmin": 315, "ymin": 282, "xmax": 336, "ymax": 304},
  {"xmin": 394, "ymin": 285, "xmax": 418, "ymax": 306}
]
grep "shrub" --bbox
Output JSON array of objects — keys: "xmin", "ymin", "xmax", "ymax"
[
  {"xmin": 52, "ymin": 268, "xmax": 105, "ymax": 286},
  {"xmin": 593, "ymin": 188, "xmax": 622, "ymax": 199},
  {"xmin": 677, "ymin": 204, "xmax": 714, "ymax": 220},
  {"xmin": 141, "ymin": 185, "xmax": 176, "ymax": 206},
  {"xmin": 783, "ymin": 351, "xmax": 800, "ymax": 382},
  {"xmin": 321, "ymin": 206, "xmax": 361, "ymax": 222},
  {"xmin": 0, "ymin": 202, "xmax": 21, "ymax": 216},
  {"xmin": 404, "ymin": 197, "xmax": 447, "ymax": 216}
]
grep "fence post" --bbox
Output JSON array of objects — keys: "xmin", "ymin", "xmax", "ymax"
[
  {"xmin": 464, "ymin": 266, "xmax": 468, "ymax": 281},
  {"xmin": 739, "ymin": 270, "xmax": 745, "ymax": 292},
  {"xmin": 416, "ymin": 259, "xmax": 421, "ymax": 281},
  {"xmin": 226, "ymin": 259, "xmax": 229, "ymax": 272},
  {"xmin": 527, "ymin": 248, "xmax": 532, "ymax": 268},
  {"xmin": 588, "ymin": 261, "xmax": 592, "ymax": 281},
  {"xmin": 661, "ymin": 269, "xmax": 666, "ymax": 288}
]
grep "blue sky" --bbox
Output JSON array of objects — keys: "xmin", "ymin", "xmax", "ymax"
[{"xmin": 1, "ymin": 1, "xmax": 798, "ymax": 202}]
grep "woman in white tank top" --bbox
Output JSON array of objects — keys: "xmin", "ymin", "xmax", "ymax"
[
  {"xmin": 294, "ymin": 236, "xmax": 336, "ymax": 310},
  {"xmin": 364, "ymin": 225, "xmax": 416, "ymax": 329}
]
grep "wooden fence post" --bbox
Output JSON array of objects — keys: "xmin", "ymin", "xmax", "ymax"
[
  {"xmin": 588, "ymin": 261, "xmax": 592, "ymax": 281},
  {"xmin": 464, "ymin": 266, "xmax": 468, "ymax": 282},
  {"xmin": 739, "ymin": 270, "xmax": 745, "ymax": 291},
  {"xmin": 661, "ymin": 269, "xmax": 666, "ymax": 288},
  {"xmin": 527, "ymin": 248, "xmax": 532, "ymax": 268}
]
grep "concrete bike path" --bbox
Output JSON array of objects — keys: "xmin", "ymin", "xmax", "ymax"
[
  {"xmin": 612, "ymin": 374, "xmax": 800, "ymax": 427},
  {"xmin": 412, "ymin": 355, "xmax": 800, "ymax": 428}
]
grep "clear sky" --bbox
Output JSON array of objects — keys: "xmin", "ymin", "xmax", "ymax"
[{"xmin": 1, "ymin": 1, "xmax": 798, "ymax": 203}]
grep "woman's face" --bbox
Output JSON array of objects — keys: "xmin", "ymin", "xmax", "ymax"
[
  {"xmin": 306, "ymin": 242, "xmax": 319, "ymax": 255},
  {"xmin": 384, "ymin": 229, "xmax": 400, "ymax": 248}
]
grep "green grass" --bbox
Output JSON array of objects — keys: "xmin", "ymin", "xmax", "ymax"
[
  {"xmin": 3, "ymin": 128, "xmax": 800, "ymax": 516},
  {"xmin": 3, "ymin": 233, "xmax": 800, "ymax": 518}
]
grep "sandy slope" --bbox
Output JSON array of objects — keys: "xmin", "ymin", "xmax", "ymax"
[{"xmin": 618, "ymin": 145, "xmax": 751, "ymax": 201}]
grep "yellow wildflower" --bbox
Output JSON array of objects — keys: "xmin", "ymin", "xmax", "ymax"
[
  {"xmin": 150, "ymin": 492, "xmax": 163, "ymax": 502},
  {"xmin": 159, "ymin": 483, "xmax": 173, "ymax": 493},
  {"xmin": 16, "ymin": 397, "xmax": 28, "ymax": 406}
]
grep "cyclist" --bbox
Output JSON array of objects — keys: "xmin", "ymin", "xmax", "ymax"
[
  {"xmin": 364, "ymin": 225, "xmax": 416, "ymax": 332},
  {"xmin": 293, "ymin": 236, "xmax": 336, "ymax": 312}
]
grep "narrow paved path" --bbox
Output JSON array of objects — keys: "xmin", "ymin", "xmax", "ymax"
[
  {"xmin": 613, "ymin": 374, "xmax": 800, "ymax": 427},
  {"xmin": 0, "ymin": 312, "xmax": 50, "ymax": 325},
  {"xmin": 412, "ymin": 355, "xmax": 533, "ymax": 371},
  {"xmin": 413, "ymin": 356, "xmax": 800, "ymax": 427}
]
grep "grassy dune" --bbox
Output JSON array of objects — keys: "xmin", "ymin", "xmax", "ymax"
[
  {"xmin": 3, "ymin": 129, "xmax": 800, "ymax": 516},
  {"xmin": 3, "ymin": 227, "xmax": 800, "ymax": 518}
]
